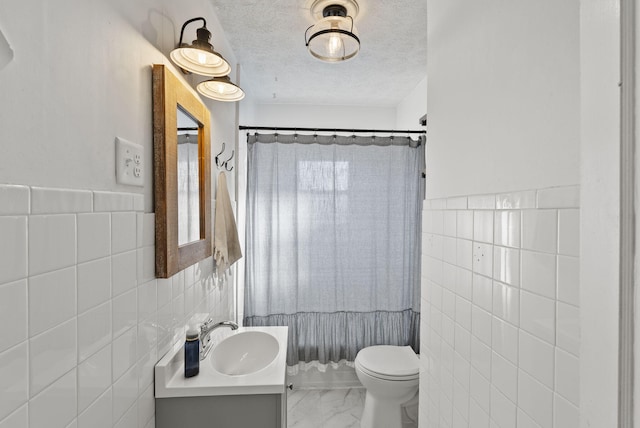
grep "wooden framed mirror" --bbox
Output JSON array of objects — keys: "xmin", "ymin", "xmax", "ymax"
[{"xmin": 152, "ymin": 64, "xmax": 212, "ymax": 278}]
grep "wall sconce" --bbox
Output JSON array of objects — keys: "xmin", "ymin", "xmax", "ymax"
[
  {"xmin": 0, "ymin": 26, "xmax": 14, "ymax": 71},
  {"xmin": 305, "ymin": 0, "xmax": 360, "ymax": 63},
  {"xmin": 170, "ymin": 17, "xmax": 231, "ymax": 77},
  {"xmin": 197, "ymin": 76, "xmax": 245, "ymax": 102},
  {"xmin": 170, "ymin": 17, "xmax": 245, "ymax": 102}
]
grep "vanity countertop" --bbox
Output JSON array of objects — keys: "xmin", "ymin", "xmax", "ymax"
[{"xmin": 155, "ymin": 326, "xmax": 288, "ymax": 398}]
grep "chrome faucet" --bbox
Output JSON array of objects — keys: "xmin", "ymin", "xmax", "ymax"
[{"xmin": 199, "ymin": 319, "xmax": 239, "ymax": 360}]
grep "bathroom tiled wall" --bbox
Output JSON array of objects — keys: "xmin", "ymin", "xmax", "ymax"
[
  {"xmin": 0, "ymin": 184, "xmax": 234, "ymax": 428},
  {"xmin": 419, "ymin": 185, "xmax": 580, "ymax": 428}
]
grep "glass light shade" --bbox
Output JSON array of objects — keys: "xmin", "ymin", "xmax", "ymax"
[
  {"xmin": 197, "ymin": 76, "xmax": 245, "ymax": 102},
  {"xmin": 170, "ymin": 47, "xmax": 231, "ymax": 77},
  {"xmin": 306, "ymin": 16, "xmax": 360, "ymax": 62}
]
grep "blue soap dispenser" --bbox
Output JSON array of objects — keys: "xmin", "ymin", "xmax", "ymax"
[{"xmin": 184, "ymin": 326, "xmax": 200, "ymax": 378}]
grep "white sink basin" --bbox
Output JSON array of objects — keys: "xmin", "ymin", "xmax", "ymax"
[{"xmin": 210, "ymin": 331, "xmax": 280, "ymax": 375}]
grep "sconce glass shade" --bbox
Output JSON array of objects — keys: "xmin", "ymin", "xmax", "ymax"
[
  {"xmin": 197, "ymin": 76, "xmax": 245, "ymax": 102},
  {"xmin": 170, "ymin": 18, "xmax": 231, "ymax": 77},
  {"xmin": 306, "ymin": 15, "xmax": 360, "ymax": 62}
]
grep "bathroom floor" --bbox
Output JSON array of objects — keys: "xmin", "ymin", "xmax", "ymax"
[{"xmin": 287, "ymin": 388, "xmax": 418, "ymax": 428}]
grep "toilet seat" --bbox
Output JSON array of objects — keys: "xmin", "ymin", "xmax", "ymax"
[{"xmin": 355, "ymin": 345, "xmax": 419, "ymax": 381}]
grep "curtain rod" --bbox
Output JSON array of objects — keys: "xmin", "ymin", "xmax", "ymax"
[{"xmin": 238, "ymin": 125, "xmax": 426, "ymax": 135}]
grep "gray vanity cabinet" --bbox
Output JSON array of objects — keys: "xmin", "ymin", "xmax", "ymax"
[{"xmin": 156, "ymin": 392, "xmax": 287, "ymax": 428}]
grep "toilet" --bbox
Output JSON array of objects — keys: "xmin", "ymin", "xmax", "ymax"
[{"xmin": 355, "ymin": 345, "xmax": 420, "ymax": 428}]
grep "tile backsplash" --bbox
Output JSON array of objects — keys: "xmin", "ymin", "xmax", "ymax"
[
  {"xmin": 419, "ymin": 185, "xmax": 580, "ymax": 428},
  {"xmin": 0, "ymin": 184, "xmax": 234, "ymax": 428}
]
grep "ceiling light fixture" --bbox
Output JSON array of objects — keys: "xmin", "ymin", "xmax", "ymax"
[
  {"xmin": 197, "ymin": 76, "xmax": 245, "ymax": 102},
  {"xmin": 170, "ymin": 17, "xmax": 231, "ymax": 77},
  {"xmin": 305, "ymin": 0, "xmax": 360, "ymax": 63}
]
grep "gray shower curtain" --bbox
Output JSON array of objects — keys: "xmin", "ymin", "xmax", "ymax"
[{"xmin": 244, "ymin": 132, "xmax": 424, "ymax": 366}]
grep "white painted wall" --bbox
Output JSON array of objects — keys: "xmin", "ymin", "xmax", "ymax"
[
  {"xmin": 426, "ymin": 0, "xmax": 580, "ymax": 199},
  {"xmin": 0, "ymin": 0, "xmax": 239, "ymax": 211},
  {"xmin": 396, "ymin": 76, "xmax": 427, "ymax": 130},
  {"xmin": 252, "ymin": 103, "xmax": 396, "ymax": 130},
  {"xmin": 579, "ymin": 0, "xmax": 621, "ymax": 427}
]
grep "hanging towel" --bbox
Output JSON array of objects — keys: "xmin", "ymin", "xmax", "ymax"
[{"xmin": 213, "ymin": 171, "xmax": 242, "ymax": 272}]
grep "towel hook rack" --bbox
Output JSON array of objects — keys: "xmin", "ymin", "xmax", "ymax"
[
  {"xmin": 224, "ymin": 150, "xmax": 234, "ymax": 171},
  {"xmin": 215, "ymin": 143, "xmax": 226, "ymax": 168}
]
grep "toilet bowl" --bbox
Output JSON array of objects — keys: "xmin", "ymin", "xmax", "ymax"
[{"xmin": 355, "ymin": 345, "xmax": 419, "ymax": 428}]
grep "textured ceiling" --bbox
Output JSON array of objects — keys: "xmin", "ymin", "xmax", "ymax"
[{"xmin": 208, "ymin": 0, "xmax": 428, "ymax": 107}]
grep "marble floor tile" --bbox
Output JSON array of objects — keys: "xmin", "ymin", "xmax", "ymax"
[{"xmin": 287, "ymin": 388, "xmax": 418, "ymax": 428}]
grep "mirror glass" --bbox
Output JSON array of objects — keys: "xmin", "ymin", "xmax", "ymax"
[{"xmin": 177, "ymin": 107, "xmax": 201, "ymax": 246}]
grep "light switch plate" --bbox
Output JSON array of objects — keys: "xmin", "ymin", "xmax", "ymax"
[{"xmin": 115, "ymin": 137, "xmax": 144, "ymax": 187}]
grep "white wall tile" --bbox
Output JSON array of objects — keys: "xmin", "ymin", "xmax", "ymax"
[
  {"xmin": 94, "ymin": 192, "xmax": 134, "ymax": 212},
  {"xmin": 0, "ymin": 185, "xmax": 29, "ymax": 215},
  {"xmin": 521, "ymin": 210, "xmax": 557, "ymax": 254},
  {"xmin": 31, "ymin": 187, "xmax": 92, "ymax": 214},
  {"xmin": 557, "ymin": 255, "xmax": 579, "ymax": 306},
  {"xmin": 137, "ymin": 246, "xmax": 155, "ymax": 283},
  {"xmin": 520, "ymin": 251, "xmax": 556, "ymax": 299},
  {"xmin": 137, "ymin": 383, "xmax": 155, "ymax": 428},
  {"xmin": 455, "ymin": 296, "xmax": 472, "ymax": 331},
  {"xmin": 29, "ymin": 214, "xmax": 76, "ymax": 276},
  {"xmin": 0, "ymin": 216, "xmax": 27, "ymax": 284},
  {"xmin": 0, "ymin": 404, "xmax": 27, "ymax": 428},
  {"xmin": 444, "ymin": 211, "xmax": 457, "ymax": 237},
  {"xmin": 557, "ymin": 303, "xmax": 580, "ymax": 356},
  {"xmin": 491, "ymin": 352, "xmax": 517, "ymax": 400},
  {"xmin": 429, "ymin": 210, "xmax": 444, "ymax": 235},
  {"xmin": 520, "ymin": 291, "xmax": 555, "ymax": 345},
  {"xmin": 156, "ymin": 278, "xmax": 172, "ymax": 308},
  {"xmin": 469, "ymin": 400, "xmax": 490, "ymax": 428},
  {"xmin": 491, "ymin": 317, "xmax": 518, "ymax": 365},
  {"xmin": 78, "ymin": 388, "xmax": 112, "ymax": 428},
  {"xmin": 492, "ymin": 281, "xmax": 519, "ymax": 326},
  {"xmin": 471, "ymin": 306, "xmax": 492, "ymax": 346},
  {"xmin": 112, "ymin": 251, "xmax": 137, "ymax": 297},
  {"xmin": 472, "ymin": 243, "xmax": 493, "ymax": 277},
  {"xmin": 112, "ymin": 365, "xmax": 138, "ymax": 423},
  {"xmin": 517, "ymin": 370, "xmax": 553, "ymax": 428},
  {"xmin": 453, "ymin": 379, "xmax": 470, "ymax": 421},
  {"xmin": 443, "ymin": 289, "xmax": 456, "ymax": 319},
  {"xmin": 469, "ymin": 195, "xmax": 496, "ymax": 210},
  {"xmin": 78, "ymin": 302, "xmax": 111, "ymax": 362},
  {"xmin": 490, "ymin": 386, "xmax": 516, "ymax": 428},
  {"xmin": 78, "ymin": 344, "xmax": 112, "ymax": 413},
  {"xmin": 472, "ymin": 274, "xmax": 493, "ymax": 312},
  {"xmin": 536, "ymin": 186, "xmax": 579, "ymax": 209},
  {"xmin": 457, "ymin": 211, "xmax": 473, "ymax": 240},
  {"xmin": 137, "ymin": 348, "xmax": 157, "ymax": 393},
  {"xmin": 30, "ymin": 318, "xmax": 77, "ymax": 396},
  {"xmin": 457, "ymin": 239, "xmax": 473, "ymax": 271},
  {"xmin": 29, "ymin": 369, "xmax": 77, "ymax": 428},
  {"xmin": 473, "ymin": 211, "xmax": 494, "ymax": 243},
  {"xmin": 29, "ymin": 267, "xmax": 76, "ymax": 336},
  {"xmin": 493, "ymin": 246, "xmax": 519, "ymax": 287},
  {"xmin": 137, "ymin": 279, "xmax": 157, "ymax": 322},
  {"xmin": 516, "ymin": 409, "xmax": 541, "ymax": 428},
  {"xmin": 133, "ymin": 194, "xmax": 145, "ymax": 212},
  {"xmin": 558, "ymin": 209, "xmax": 580, "ymax": 256},
  {"xmin": 112, "ymin": 212, "xmax": 137, "ymax": 254},
  {"xmin": 495, "ymin": 191, "xmax": 536, "ymax": 210},
  {"xmin": 77, "ymin": 213, "xmax": 111, "ymax": 263},
  {"xmin": 78, "ymin": 257, "xmax": 111, "ymax": 313},
  {"xmin": 442, "ymin": 315, "xmax": 455, "ymax": 347},
  {"xmin": 448, "ymin": 197, "xmax": 468, "ymax": 210},
  {"xmin": 553, "ymin": 394, "xmax": 579, "ymax": 428},
  {"xmin": 0, "ymin": 280, "xmax": 27, "ymax": 353},
  {"xmin": 456, "ymin": 267, "xmax": 473, "ymax": 301},
  {"xmin": 518, "ymin": 330, "xmax": 554, "ymax": 389},
  {"xmin": 494, "ymin": 211, "xmax": 521, "ymax": 249},
  {"xmin": 470, "ymin": 368, "xmax": 490, "ymax": 413},
  {"xmin": 112, "ymin": 327, "xmax": 137, "ymax": 382},
  {"xmin": 454, "ymin": 325, "xmax": 471, "ymax": 360},
  {"xmin": 112, "ymin": 289, "xmax": 137, "ymax": 338},
  {"xmin": 0, "ymin": 342, "xmax": 28, "ymax": 420},
  {"xmin": 443, "ymin": 237, "xmax": 457, "ymax": 265},
  {"xmin": 555, "ymin": 348, "xmax": 579, "ymax": 406}
]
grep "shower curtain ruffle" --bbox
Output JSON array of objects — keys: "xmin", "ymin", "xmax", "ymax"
[{"xmin": 244, "ymin": 309, "xmax": 420, "ymax": 366}]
